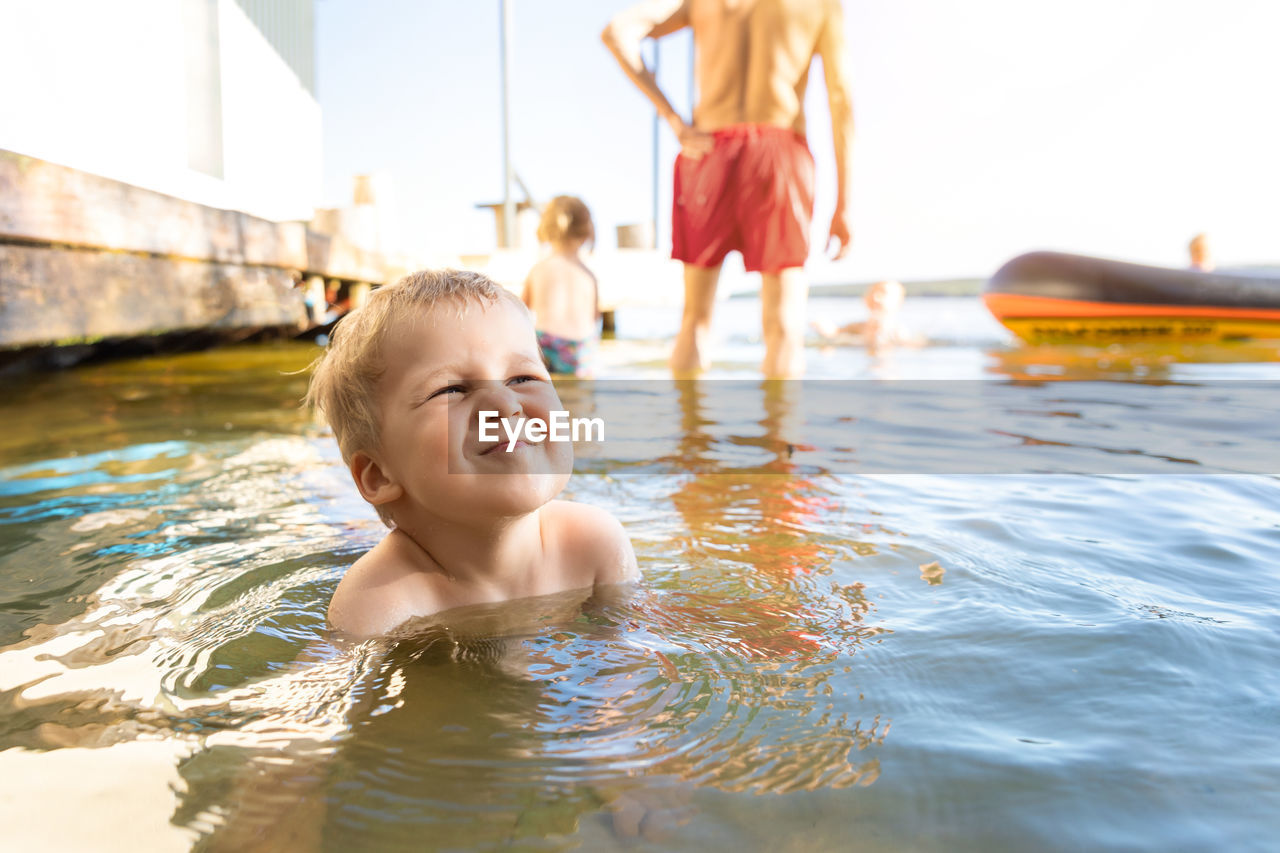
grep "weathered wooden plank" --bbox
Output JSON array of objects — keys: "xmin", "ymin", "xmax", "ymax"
[
  {"xmin": 240, "ymin": 217, "xmax": 309, "ymax": 269},
  {"xmin": 305, "ymin": 230, "xmax": 386, "ymax": 283},
  {"xmin": 0, "ymin": 150, "xmax": 308, "ymax": 269},
  {"xmin": 0, "ymin": 244, "xmax": 306, "ymax": 349}
]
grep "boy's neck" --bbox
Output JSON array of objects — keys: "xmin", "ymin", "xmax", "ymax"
[{"xmin": 394, "ymin": 509, "xmax": 546, "ymax": 595}]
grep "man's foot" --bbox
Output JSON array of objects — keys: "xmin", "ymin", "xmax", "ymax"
[{"xmin": 670, "ymin": 329, "xmax": 711, "ymax": 376}]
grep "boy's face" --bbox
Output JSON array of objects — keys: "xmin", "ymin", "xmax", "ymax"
[{"xmin": 369, "ymin": 296, "xmax": 571, "ymax": 522}]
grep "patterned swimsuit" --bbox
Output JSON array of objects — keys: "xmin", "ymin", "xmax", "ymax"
[{"xmin": 536, "ymin": 330, "xmax": 595, "ymax": 377}]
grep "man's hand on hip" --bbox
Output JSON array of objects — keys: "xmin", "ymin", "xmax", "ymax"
[{"xmin": 668, "ymin": 117, "xmax": 715, "ymax": 160}]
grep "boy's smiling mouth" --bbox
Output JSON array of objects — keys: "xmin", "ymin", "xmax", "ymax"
[{"xmin": 479, "ymin": 439, "xmax": 528, "ymax": 456}]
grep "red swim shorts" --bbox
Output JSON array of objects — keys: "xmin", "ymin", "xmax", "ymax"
[{"xmin": 671, "ymin": 124, "xmax": 815, "ymax": 274}]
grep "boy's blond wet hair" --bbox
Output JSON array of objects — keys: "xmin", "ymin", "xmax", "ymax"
[
  {"xmin": 536, "ymin": 195, "xmax": 595, "ymax": 248},
  {"xmin": 305, "ymin": 268, "xmax": 517, "ymax": 467}
]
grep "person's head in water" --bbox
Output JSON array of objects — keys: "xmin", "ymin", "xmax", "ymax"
[
  {"xmin": 537, "ymin": 196, "xmax": 595, "ymax": 251},
  {"xmin": 865, "ymin": 280, "xmax": 905, "ymax": 317},
  {"xmin": 1189, "ymin": 233, "xmax": 1213, "ymax": 272}
]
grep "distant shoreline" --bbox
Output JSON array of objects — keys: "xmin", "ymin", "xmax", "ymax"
[{"xmin": 731, "ymin": 278, "xmax": 985, "ymax": 299}]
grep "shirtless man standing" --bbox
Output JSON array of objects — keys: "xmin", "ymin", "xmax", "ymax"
[{"xmin": 603, "ymin": 0, "xmax": 854, "ymax": 378}]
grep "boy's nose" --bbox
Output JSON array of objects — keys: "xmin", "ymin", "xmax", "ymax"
[{"xmin": 476, "ymin": 381, "xmax": 524, "ymax": 418}]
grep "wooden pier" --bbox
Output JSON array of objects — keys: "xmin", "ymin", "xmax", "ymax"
[{"xmin": 0, "ymin": 150, "xmax": 391, "ymax": 369}]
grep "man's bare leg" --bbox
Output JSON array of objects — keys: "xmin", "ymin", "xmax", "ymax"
[
  {"xmin": 761, "ymin": 267, "xmax": 808, "ymax": 378},
  {"xmin": 670, "ymin": 262, "xmax": 722, "ymax": 376}
]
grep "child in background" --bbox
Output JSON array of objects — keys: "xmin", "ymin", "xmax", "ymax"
[
  {"xmin": 306, "ymin": 269, "xmax": 637, "ymax": 638},
  {"xmin": 1188, "ymin": 232, "xmax": 1214, "ymax": 271},
  {"xmin": 522, "ymin": 196, "xmax": 601, "ymax": 376},
  {"xmin": 811, "ymin": 280, "xmax": 924, "ymax": 352}
]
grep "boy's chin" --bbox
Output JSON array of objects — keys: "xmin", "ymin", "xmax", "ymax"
[{"xmin": 458, "ymin": 472, "xmax": 570, "ymax": 518}]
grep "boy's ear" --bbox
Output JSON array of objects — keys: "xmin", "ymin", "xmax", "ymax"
[{"xmin": 350, "ymin": 451, "xmax": 403, "ymax": 506}]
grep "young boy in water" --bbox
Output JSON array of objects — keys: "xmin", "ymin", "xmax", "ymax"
[{"xmin": 306, "ymin": 269, "xmax": 638, "ymax": 638}]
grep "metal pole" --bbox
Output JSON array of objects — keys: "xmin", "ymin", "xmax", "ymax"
[
  {"xmin": 651, "ymin": 39, "xmax": 660, "ymax": 249},
  {"xmin": 499, "ymin": 0, "xmax": 515, "ymax": 249}
]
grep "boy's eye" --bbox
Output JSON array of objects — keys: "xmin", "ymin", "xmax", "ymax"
[
  {"xmin": 508, "ymin": 375, "xmax": 543, "ymax": 386},
  {"xmin": 426, "ymin": 384, "xmax": 466, "ymax": 401}
]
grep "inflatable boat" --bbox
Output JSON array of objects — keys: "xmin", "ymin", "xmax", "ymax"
[{"xmin": 983, "ymin": 251, "xmax": 1280, "ymax": 344}]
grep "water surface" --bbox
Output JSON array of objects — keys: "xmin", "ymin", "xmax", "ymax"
[{"xmin": 2, "ymin": 298, "xmax": 1278, "ymax": 851}]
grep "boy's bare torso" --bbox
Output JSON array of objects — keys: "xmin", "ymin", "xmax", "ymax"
[
  {"xmin": 688, "ymin": 0, "xmax": 836, "ymax": 135},
  {"xmin": 330, "ymin": 499, "xmax": 634, "ymax": 638}
]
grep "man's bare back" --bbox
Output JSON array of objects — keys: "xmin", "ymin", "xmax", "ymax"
[
  {"xmin": 690, "ymin": 0, "xmax": 835, "ymax": 135},
  {"xmin": 604, "ymin": 0, "xmax": 851, "ymax": 144}
]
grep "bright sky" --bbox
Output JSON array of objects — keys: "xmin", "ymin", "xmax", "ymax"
[{"xmin": 317, "ymin": 0, "xmax": 1280, "ymax": 282}]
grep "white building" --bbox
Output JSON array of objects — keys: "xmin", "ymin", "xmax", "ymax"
[{"xmin": 0, "ymin": 0, "xmax": 321, "ymax": 223}]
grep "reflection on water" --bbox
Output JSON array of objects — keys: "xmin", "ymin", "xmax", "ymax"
[
  {"xmin": 3, "ymin": 318, "xmax": 1280, "ymax": 851},
  {"xmin": 565, "ymin": 374, "xmax": 1280, "ymax": 478},
  {"xmin": 987, "ymin": 339, "xmax": 1280, "ymax": 382}
]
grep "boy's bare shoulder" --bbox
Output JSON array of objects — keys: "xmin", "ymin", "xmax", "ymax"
[
  {"xmin": 328, "ymin": 532, "xmax": 440, "ymax": 638},
  {"xmin": 543, "ymin": 500, "xmax": 639, "ymax": 584}
]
